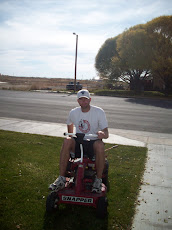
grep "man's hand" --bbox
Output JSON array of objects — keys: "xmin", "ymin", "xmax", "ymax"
[
  {"xmin": 97, "ymin": 131, "xmax": 105, "ymax": 139},
  {"xmin": 97, "ymin": 128, "xmax": 109, "ymax": 139}
]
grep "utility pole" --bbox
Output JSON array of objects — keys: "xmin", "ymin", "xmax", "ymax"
[{"xmin": 73, "ymin": 33, "xmax": 78, "ymax": 92}]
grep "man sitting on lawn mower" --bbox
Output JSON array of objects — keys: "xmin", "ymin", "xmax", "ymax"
[{"xmin": 49, "ymin": 89, "xmax": 109, "ymax": 193}]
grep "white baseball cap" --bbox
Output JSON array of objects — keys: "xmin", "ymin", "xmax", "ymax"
[{"xmin": 77, "ymin": 89, "xmax": 90, "ymax": 99}]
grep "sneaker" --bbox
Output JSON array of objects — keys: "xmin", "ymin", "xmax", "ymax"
[
  {"xmin": 92, "ymin": 177, "xmax": 102, "ymax": 193},
  {"xmin": 49, "ymin": 176, "xmax": 66, "ymax": 191}
]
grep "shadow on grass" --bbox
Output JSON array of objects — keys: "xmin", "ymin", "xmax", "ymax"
[{"xmin": 43, "ymin": 204, "xmax": 108, "ymax": 230}]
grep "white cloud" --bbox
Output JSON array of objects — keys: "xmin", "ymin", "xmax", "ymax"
[{"xmin": 0, "ymin": 0, "xmax": 171, "ymax": 79}]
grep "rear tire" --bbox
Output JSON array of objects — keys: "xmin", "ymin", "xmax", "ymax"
[
  {"xmin": 46, "ymin": 192, "xmax": 59, "ymax": 213},
  {"xmin": 96, "ymin": 196, "xmax": 108, "ymax": 218}
]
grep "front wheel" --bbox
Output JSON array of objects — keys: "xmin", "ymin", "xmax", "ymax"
[
  {"xmin": 46, "ymin": 192, "xmax": 59, "ymax": 213},
  {"xmin": 102, "ymin": 159, "xmax": 109, "ymax": 186},
  {"xmin": 96, "ymin": 196, "xmax": 108, "ymax": 218}
]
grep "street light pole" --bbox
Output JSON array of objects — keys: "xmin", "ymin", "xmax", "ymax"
[{"xmin": 73, "ymin": 33, "xmax": 78, "ymax": 92}]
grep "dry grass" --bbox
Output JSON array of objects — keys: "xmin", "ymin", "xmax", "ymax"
[{"xmin": 0, "ymin": 74, "xmax": 103, "ymax": 91}]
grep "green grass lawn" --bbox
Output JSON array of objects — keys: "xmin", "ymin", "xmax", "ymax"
[{"xmin": 0, "ymin": 130, "xmax": 147, "ymax": 230}]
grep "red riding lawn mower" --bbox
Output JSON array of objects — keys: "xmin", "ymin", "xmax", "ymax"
[{"xmin": 46, "ymin": 133, "xmax": 117, "ymax": 218}]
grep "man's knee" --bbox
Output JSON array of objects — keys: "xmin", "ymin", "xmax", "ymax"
[
  {"xmin": 94, "ymin": 140, "xmax": 105, "ymax": 153},
  {"xmin": 62, "ymin": 137, "xmax": 75, "ymax": 151}
]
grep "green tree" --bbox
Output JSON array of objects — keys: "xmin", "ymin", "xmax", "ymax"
[
  {"xmin": 112, "ymin": 25, "xmax": 153, "ymax": 92},
  {"xmin": 95, "ymin": 37, "xmax": 119, "ymax": 79},
  {"xmin": 146, "ymin": 16, "xmax": 172, "ymax": 95},
  {"xmin": 95, "ymin": 16, "xmax": 172, "ymax": 94},
  {"xmin": 95, "ymin": 25, "xmax": 153, "ymax": 92}
]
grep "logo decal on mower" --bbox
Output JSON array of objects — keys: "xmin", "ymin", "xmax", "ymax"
[{"xmin": 62, "ymin": 195, "xmax": 93, "ymax": 204}]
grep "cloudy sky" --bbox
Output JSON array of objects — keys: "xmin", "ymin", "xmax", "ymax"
[{"xmin": 0, "ymin": 0, "xmax": 171, "ymax": 80}]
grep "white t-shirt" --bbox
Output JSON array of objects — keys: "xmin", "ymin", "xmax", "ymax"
[{"xmin": 66, "ymin": 105, "xmax": 108, "ymax": 140}]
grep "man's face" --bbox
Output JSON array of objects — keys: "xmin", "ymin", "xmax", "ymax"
[{"xmin": 77, "ymin": 97, "xmax": 91, "ymax": 110}]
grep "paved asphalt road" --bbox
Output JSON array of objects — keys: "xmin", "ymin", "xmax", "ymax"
[{"xmin": 0, "ymin": 90, "xmax": 172, "ymax": 134}]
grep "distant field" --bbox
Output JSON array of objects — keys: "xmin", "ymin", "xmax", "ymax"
[{"xmin": 0, "ymin": 75, "xmax": 103, "ymax": 91}]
